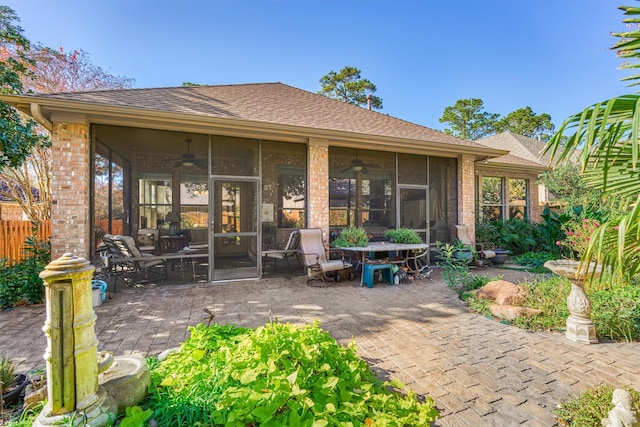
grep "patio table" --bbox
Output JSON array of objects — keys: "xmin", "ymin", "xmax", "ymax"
[{"xmin": 340, "ymin": 242, "xmax": 429, "ymax": 286}]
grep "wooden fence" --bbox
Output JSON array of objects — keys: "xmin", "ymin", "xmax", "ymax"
[{"xmin": 0, "ymin": 220, "xmax": 51, "ymax": 263}]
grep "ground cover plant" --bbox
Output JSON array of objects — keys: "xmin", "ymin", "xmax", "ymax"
[
  {"xmin": 145, "ymin": 320, "xmax": 438, "ymax": 426},
  {"xmin": 478, "ymin": 275, "xmax": 640, "ymax": 342},
  {"xmin": 555, "ymin": 385, "xmax": 640, "ymax": 426},
  {"xmin": 512, "ymin": 251, "xmax": 555, "ymax": 273}
]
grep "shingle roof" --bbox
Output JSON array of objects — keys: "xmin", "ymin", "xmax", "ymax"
[
  {"xmin": 25, "ymin": 82, "xmax": 497, "ymax": 151},
  {"xmin": 477, "ymin": 131, "xmax": 549, "ymax": 165},
  {"xmin": 483, "ymin": 153, "xmax": 548, "ymax": 168}
]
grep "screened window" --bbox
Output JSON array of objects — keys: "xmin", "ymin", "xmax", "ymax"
[
  {"xmin": 479, "ymin": 176, "xmax": 504, "ymax": 221},
  {"xmin": 329, "ymin": 148, "xmax": 394, "ymax": 231},
  {"xmin": 508, "ymin": 178, "xmax": 528, "ymax": 219},
  {"xmin": 180, "ymin": 175, "xmax": 208, "ymax": 229},
  {"xmin": 139, "ymin": 173, "xmax": 173, "ymax": 230},
  {"xmin": 261, "ymin": 141, "xmax": 306, "ymax": 232}
]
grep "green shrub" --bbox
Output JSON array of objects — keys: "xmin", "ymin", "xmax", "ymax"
[
  {"xmin": 0, "ymin": 230, "xmax": 50, "ymax": 308},
  {"xmin": 535, "ymin": 206, "xmax": 571, "ymax": 256},
  {"xmin": 475, "ymin": 219, "xmax": 501, "ymax": 246},
  {"xmin": 331, "ymin": 226, "xmax": 369, "ymax": 248},
  {"xmin": 555, "ymin": 385, "xmax": 640, "ymax": 426},
  {"xmin": 146, "ymin": 321, "xmax": 439, "ymax": 426},
  {"xmin": 496, "ymin": 218, "xmax": 537, "ymax": 255},
  {"xmin": 513, "ymin": 251, "xmax": 556, "ymax": 271},
  {"xmin": 383, "ymin": 228, "xmax": 422, "ymax": 244}
]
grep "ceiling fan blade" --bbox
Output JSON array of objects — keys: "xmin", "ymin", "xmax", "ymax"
[
  {"xmin": 341, "ymin": 165, "xmax": 354, "ymax": 173},
  {"xmin": 194, "ymin": 159, "xmax": 208, "ymax": 169}
]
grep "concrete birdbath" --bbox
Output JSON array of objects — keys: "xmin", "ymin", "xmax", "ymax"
[{"xmin": 544, "ymin": 259, "xmax": 601, "ymax": 344}]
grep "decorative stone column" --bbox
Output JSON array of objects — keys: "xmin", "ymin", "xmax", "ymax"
[
  {"xmin": 34, "ymin": 253, "xmax": 117, "ymax": 426},
  {"xmin": 544, "ymin": 259, "xmax": 599, "ymax": 344}
]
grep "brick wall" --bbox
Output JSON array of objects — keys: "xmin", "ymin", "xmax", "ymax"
[
  {"xmin": 307, "ymin": 139, "xmax": 329, "ymax": 237},
  {"xmin": 50, "ymin": 122, "xmax": 91, "ymax": 259}
]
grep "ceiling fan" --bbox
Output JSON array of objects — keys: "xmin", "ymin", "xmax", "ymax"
[
  {"xmin": 171, "ymin": 139, "xmax": 207, "ymax": 169},
  {"xmin": 341, "ymin": 155, "xmax": 379, "ymax": 174}
]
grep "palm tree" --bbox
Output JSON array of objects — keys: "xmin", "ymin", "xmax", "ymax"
[{"xmin": 544, "ymin": 4, "xmax": 640, "ymax": 282}]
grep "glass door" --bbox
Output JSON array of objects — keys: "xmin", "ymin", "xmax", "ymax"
[{"xmin": 211, "ymin": 177, "xmax": 259, "ymax": 281}]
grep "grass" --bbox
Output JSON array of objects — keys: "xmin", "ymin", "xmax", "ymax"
[{"xmin": 555, "ymin": 385, "xmax": 640, "ymax": 426}]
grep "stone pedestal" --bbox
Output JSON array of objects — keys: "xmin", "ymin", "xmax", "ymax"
[
  {"xmin": 34, "ymin": 253, "xmax": 117, "ymax": 426},
  {"xmin": 544, "ymin": 259, "xmax": 599, "ymax": 344}
]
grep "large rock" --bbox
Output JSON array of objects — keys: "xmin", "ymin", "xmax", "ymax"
[
  {"xmin": 490, "ymin": 304, "xmax": 542, "ymax": 321},
  {"xmin": 475, "ymin": 280, "xmax": 526, "ymax": 305}
]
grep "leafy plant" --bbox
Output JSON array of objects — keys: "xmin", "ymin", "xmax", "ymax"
[
  {"xmin": 435, "ymin": 242, "xmax": 470, "ymax": 290},
  {"xmin": 536, "ymin": 206, "xmax": 571, "ymax": 256},
  {"xmin": 0, "ymin": 354, "xmax": 16, "ymax": 394},
  {"xmin": 496, "ymin": 218, "xmax": 537, "ymax": 255},
  {"xmin": 555, "ymin": 385, "xmax": 640, "ymax": 427},
  {"xmin": 331, "ymin": 226, "xmax": 369, "ymax": 248},
  {"xmin": 383, "ymin": 227, "xmax": 422, "ymax": 244},
  {"xmin": 0, "ymin": 226, "xmax": 50, "ymax": 308},
  {"xmin": 146, "ymin": 321, "xmax": 439, "ymax": 426},
  {"xmin": 543, "ymin": 4, "xmax": 640, "ymax": 285},
  {"xmin": 117, "ymin": 406, "xmax": 153, "ymax": 427},
  {"xmin": 474, "ymin": 219, "xmax": 501, "ymax": 247}
]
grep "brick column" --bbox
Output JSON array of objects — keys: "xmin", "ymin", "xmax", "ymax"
[
  {"xmin": 457, "ymin": 153, "xmax": 476, "ymax": 239},
  {"xmin": 50, "ymin": 123, "xmax": 91, "ymax": 260},
  {"xmin": 529, "ymin": 181, "xmax": 541, "ymax": 223},
  {"xmin": 307, "ymin": 139, "xmax": 329, "ymax": 237}
]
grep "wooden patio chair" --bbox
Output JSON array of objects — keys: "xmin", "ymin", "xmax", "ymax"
[{"xmin": 298, "ymin": 228, "xmax": 352, "ymax": 284}]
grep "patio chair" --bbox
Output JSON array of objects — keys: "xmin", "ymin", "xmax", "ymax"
[
  {"xmin": 263, "ymin": 229, "xmax": 301, "ymax": 274},
  {"xmin": 455, "ymin": 224, "xmax": 496, "ymax": 266},
  {"xmin": 103, "ymin": 234, "xmax": 168, "ymax": 290},
  {"xmin": 298, "ymin": 228, "xmax": 352, "ymax": 283}
]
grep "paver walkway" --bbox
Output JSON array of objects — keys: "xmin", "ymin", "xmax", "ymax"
[{"xmin": 2, "ymin": 267, "xmax": 639, "ymax": 426}]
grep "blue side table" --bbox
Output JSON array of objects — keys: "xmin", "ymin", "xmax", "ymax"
[{"xmin": 363, "ymin": 263, "xmax": 393, "ymax": 288}]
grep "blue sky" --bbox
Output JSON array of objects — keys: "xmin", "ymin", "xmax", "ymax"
[{"xmin": 3, "ymin": 0, "xmax": 633, "ymax": 131}]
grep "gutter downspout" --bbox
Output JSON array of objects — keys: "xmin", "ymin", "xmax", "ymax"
[{"xmin": 30, "ymin": 103, "xmax": 53, "ymax": 131}]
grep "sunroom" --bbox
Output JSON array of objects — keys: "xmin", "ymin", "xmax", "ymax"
[{"xmin": 1, "ymin": 83, "xmax": 510, "ymax": 282}]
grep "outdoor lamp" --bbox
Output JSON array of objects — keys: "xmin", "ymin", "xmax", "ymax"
[{"xmin": 165, "ymin": 211, "xmax": 180, "ymax": 235}]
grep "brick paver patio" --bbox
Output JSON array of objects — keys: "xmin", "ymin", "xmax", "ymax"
[{"xmin": 1, "ymin": 267, "xmax": 639, "ymax": 426}]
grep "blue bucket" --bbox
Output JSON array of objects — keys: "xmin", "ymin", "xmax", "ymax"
[{"xmin": 92, "ymin": 280, "xmax": 107, "ymax": 306}]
